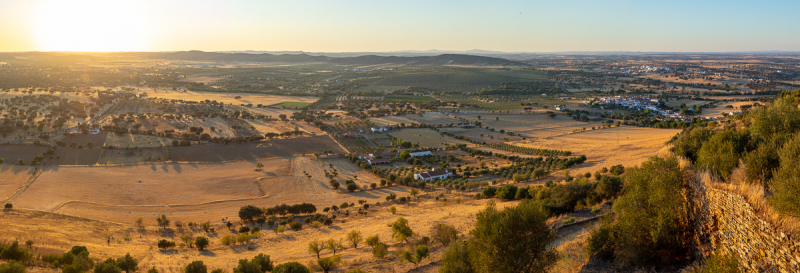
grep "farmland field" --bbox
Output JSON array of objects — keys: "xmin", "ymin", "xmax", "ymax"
[
  {"xmin": 130, "ymin": 88, "xmax": 318, "ymax": 106},
  {"xmin": 388, "ymin": 128, "xmax": 469, "ymax": 148},
  {"xmin": 438, "ymin": 127, "xmax": 524, "ymax": 144},
  {"xmin": 404, "ymin": 112, "xmax": 460, "ymax": 125},
  {"xmin": 507, "ymin": 126, "xmax": 680, "ymax": 177},
  {"xmin": 384, "ymin": 95, "xmax": 436, "ymax": 102},
  {"xmin": 355, "ymin": 66, "xmax": 546, "ymax": 93},
  {"xmin": 270, "ymin": 101, "xmax": 312, "ymax": 109},
  {"xmin": 0, "ymin": 165, "xmax": 35, "ymax": 202},
  {"xmin": 369, "ymin": 115, "xmax": 416, "ymax": 127},
  {"xmin": 453, "ymin": 112, "xmax": 607, "ymax": 138}
]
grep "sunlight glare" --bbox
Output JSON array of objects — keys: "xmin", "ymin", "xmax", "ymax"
[{"xmin": 32, "ymin": 0, "xmax": 149, "ymax": 52}]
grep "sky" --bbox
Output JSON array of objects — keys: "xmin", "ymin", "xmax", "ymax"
[{"xmin": 0, "ymin": 0, "xmax": 799, "ymax": 52}]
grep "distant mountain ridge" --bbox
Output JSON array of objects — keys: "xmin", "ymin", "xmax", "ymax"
[{"xmin": 148, "ymin": 51, "xmax": 526, "ymax": 66}]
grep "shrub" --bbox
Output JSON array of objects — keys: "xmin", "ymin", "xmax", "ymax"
[
  {"xmin": 0, "ymin": 241, "xmax": 31, "ymax": 262},
  {"xmin": 3, "ymin": 203, "xmax": 11, "ymax": 209},
  {"xmin": 289, "ymin": 222, "xmax": 303, "ymax": 231},
  {"xmin": 272, "ymin": 262, "xmax": 311, "ymax": 273},
  {"xmin": 439, "ymin": 241, "xmax": 472, "ymax": 273},
  {"xmin": 221, "ymin": 235, "xmax": 234, "ymax": 246},
  {"xmin": 195, "ymin": 237, "xmax": 209, "ymax": 250},
  {"xmin": 116, "ymin": 253, "xmax": 138, "ymax": 273},
  {"xmin": 431, "ymin": 223, "xmax": 458, "ymax": 246},
  {"xmin": 595, "ymin": 156, "xmax": 692, "ymax": 266},
  {"xmin": 371, "ymin": 242, "xmax": 388, "ymax": 258},
  {"xmin": 696, "ymin": 129, "xmax": 753, "ymax": 181},
  {"xmin": 252, "ymin": 253, "xmax": 273, "ymax": 272},
  {"xmin": 701, "ymin": 250, "xmax": 740, "ymax": 273},
  {"xmin": 184, "ymin": 261, "xmax": 207, "ymax": 273},
  {"xmin": 562, "ymin": 217, "xmax": 576, "ymax": 225},
  {"xmin": 743, "ymin": 142, "xmax": 780, "ymax": 187},
  {"xmin": 389, "ymin": 206, "xmax": 397, "ymax": 214},
  {"xmin": 671, "ymin": 126, "xmax": 712, "ymax": 162},
  {"xmin": 157, "ymin": 240, "xmax": 175, "ymax": 250},
  {"xmin": 467, "ymin": 200, "xmax": 557, "ymax": 272},
  {"xmin": 0, "ymin": 260, "xmax": 26, "ymax": 273},
  {"xmin": 390, "ymin": 217, "xmax": 414, "ymax": 243},
  {"xmin": 239, "ymin": 226, "xmax": 251, "ymax": 233},
  {"xmin": 770, "ymin": 134, "xmax": 800, "ymax": 217}
]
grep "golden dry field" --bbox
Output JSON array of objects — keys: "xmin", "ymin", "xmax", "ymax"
[
  {"xmin": 508, "ymin": 126, "xmax": 680, "ymax": 178},
  {"xmin": 454, "ymin": 112, "xmax": 607, "ymax": 138},
  {"xmin": 131, "ymin": 88, "xmax": 318, "ymax": 106},
  {"xmin": 388, "ymin": 128, "xmax": 470, "ymax": 148}
]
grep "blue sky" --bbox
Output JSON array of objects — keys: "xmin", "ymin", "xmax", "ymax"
[{"xmin": 1, "ymin": 0, "xmax": 798, "ymax": 52}]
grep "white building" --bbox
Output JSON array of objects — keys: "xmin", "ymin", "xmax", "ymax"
[
  {"xmin": 415, "ymin": 168, "xmax": 452, "ymax": 180},
  {"xmin": 409, "ymin": 151, "xmax": 432, "ymax": 157}
]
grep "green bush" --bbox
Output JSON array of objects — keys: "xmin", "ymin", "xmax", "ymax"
[
  {"xmin": 467, "ymin": 200, "xmax": 557, "ymax": 272},
  {"xmin": 0, "ymin": 260, "xmax": 26, "ymax": 273},
  {"xmin": 770, "ymin": 134, "xmax": 800, "ymax": 217},
  {"xmin": 701, "ymin": 250, "xmax": 740, "ymax": 273},
  {"xmin": 696, "ymin": 129, "xmax": 753, "ymax": 180},
  {"xmin": 272, "ymin": 262, "xmax": 310, "ymax": 273},
  {"xmin": 672, "ymin": 126, "xmax": 712, "ymax": 162},
  {"xmin": 601, "ymin": 156, "xmax": 691, "ymax": 266}
]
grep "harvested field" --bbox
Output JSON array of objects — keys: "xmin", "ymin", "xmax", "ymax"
[
  {"xmin": 0, "ymin": 145, "xmax": 48, "ymax": 165},
  {"xmin": 454, "ymin": 112, "xmax": 606, "ymax": 138},
  {"xmin": 12, "ymin": 159, "xmax": 287, "ymax": 211},
  {"xmin": 701, "ymin": 101, "xmax": 757, "ymax": 117},
  {"xmin": 369, "ymin": 115, "xmax": 415, "ymax": 127},
  {"xmin": 404, "ymin": 112, "xmax": 460, "ymax": 125},
  {"xmin": 135, "ymin": 88, "xmax": 318, "ymax": 106},
  {"xmin": 439, "ymin": 127, "xmax": 524, "ymax": 144},
  {"xmin": 0, "ymin": 197, "xmax": 516, "ymax": 273},
  {"xmin": 49, "ymin": 147, "xmax": 102, "ymax": 165},
  {"xmin": 14, "ymin": 155, "xmax": 399, "ymax": 224},
  {"xmin": 0, "ymin": 165, "xmax": 36, "ymax": 202},
  {"xmin": 169, "ymin": 135, "xmax": 343, "ymax": 162},
  {"xmin": 388, "ymin": 128, "xmax": 469, "ymax": 148},
  {"xmin": 508, "ymin": 126, "xmax": 680, "ymax": 177}
]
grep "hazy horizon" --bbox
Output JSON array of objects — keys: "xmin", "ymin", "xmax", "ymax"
[{"xmin": 1, "ymin": 0, "xmax": 799, "ymax": 53}]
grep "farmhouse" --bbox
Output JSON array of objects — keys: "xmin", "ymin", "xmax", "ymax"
[
  {"xmin": 415, "ymin": 168, "xmax": 452, "ymax": 180},
  {"xmin": 371, "ymin": 127, "xmax": 388, "ymax": 133},
  {"xmin": 409, "ymin": 151, "xmax": 432, "ymax": 157},
  {"xmin": 342, "ymin": 132, "xmax": 357, "ymax": 138},
  {"xmin": 367, "ymin": 158, "xmax": 391, "ymax": 165},
  {"xmin": 369, "ymin": 152, "xmax": 399, "ymax": 158},
  {"xmin": 458, "ymin": 124, "xmax": 475, "ymax": 128}
]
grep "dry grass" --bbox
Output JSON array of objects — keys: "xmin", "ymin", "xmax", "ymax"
[
  {"xmin": 551, "ymin": 226, "xmax": 594, "ymax": 273},
  {"xmin": 697, "ymin": 166, "xmax": 800, "ymax": 236}
]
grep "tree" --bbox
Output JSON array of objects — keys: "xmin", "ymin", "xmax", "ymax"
[
  {"xmin": 195, "ymin": 237, "xmax": 209, "ymax": 250},
  {"xmin": 346, "ymin": 230, "xmax": 362, "ymax": 249},
  {"xmin": 468, "ymin": 200, "xmax": 557, "ymax": 273},
  {"xmin": 156, "ymin": 215, "xmax": 170, "ymax": 230},
  {"xmin": 0, "ymin": 261, "xmax": 26, "ymax": 273},
  {"xmin": 116, "ymin": 253, "xmax": 138, "ymax": 273},
  {"xmin": 256, "ymin": 162, "xmax": 264, "ymax": 171},
  {"xmin": 391, "ymin": 217, "xmax": 414, "ymax": 243},
  {"xmin": 400, "ymin": 245, "xmax": 429, "ymax": 267},
  {"xmin": 316, "ymin": 256, "xmax": 341, "ymax": 273},
  {"xmin": 184, "ymin": 261, "xmax": 207, "ymax": 273},
  {"xmin": 439, "ymin": 241, "xmax": 473, "ymax": 273},
  {"xmin": 432, "ymin": 223, "xmax": 458, "ymax": 246},
  {"xmin": 308, "ymin": 240, "xmax": 323, "ymax": 259},
  {"xmin": 272, "ymin": 262, "xmax": 311, "ymax": 273},
  {"xmin": 325, "ymin": 239, "xmax": 343, "ymax": 255},
  {"xmin": 251, "ymin": 253, "xmax": 273, "ymax": 273},
  {"xmin": 409, "ymin": 188, "xmax": 419, "ymax": 199},
  {"xmin": 239, "ymin": 205, "xmax": 263, "ymax": 222}
]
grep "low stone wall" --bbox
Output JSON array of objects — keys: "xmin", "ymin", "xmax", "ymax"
[{"xmin": 687, "ymin": 178, "xmax": 800, "ymax": 272}]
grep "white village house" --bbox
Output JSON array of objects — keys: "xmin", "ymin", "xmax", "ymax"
[
  {"xmin": 409, "ymin": 151, "xmax": 432, "ymax": 157},
  {"xmin": 415, "ymin": 168, "xmax": 452, "ymax": 181}
]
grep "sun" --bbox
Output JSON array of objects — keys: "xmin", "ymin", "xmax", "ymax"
[{"xmin": 32, "ymin": 0, "xmax": 150, "ymax": 52}]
